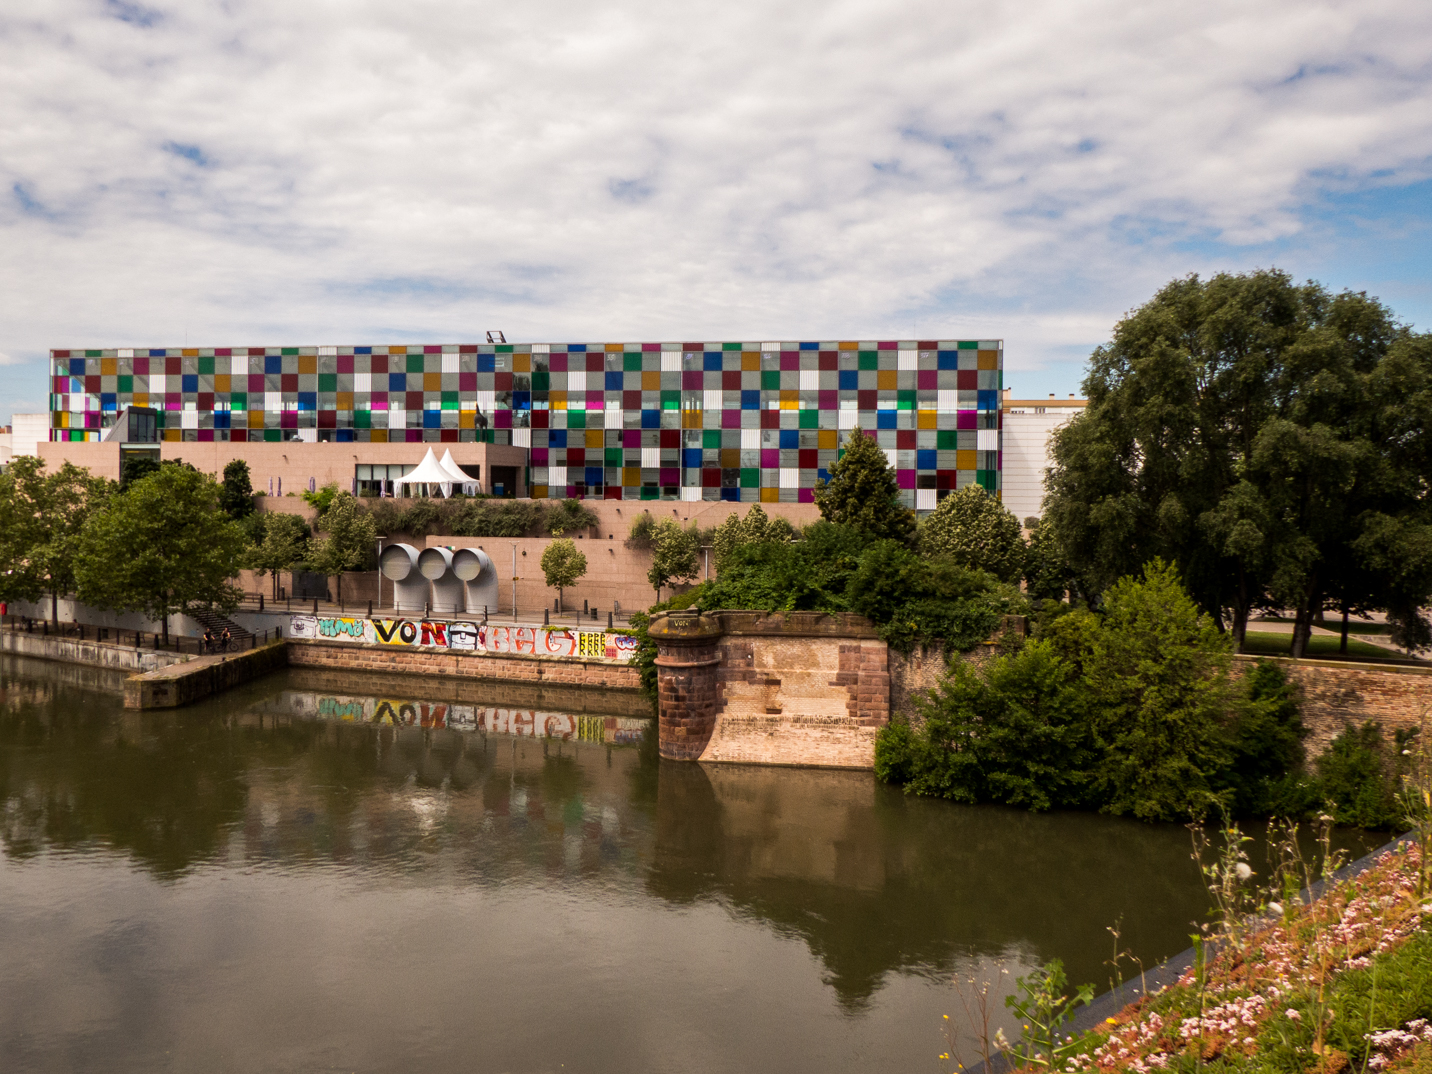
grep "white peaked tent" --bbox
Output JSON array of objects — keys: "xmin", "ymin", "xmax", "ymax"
[
  {"xmin": 394, "ymin": 448, "xmax": 460, "ymax": 497},
  {"xmin": 438, "ymin": 449, "xmax": 479, "ymax": 495}
]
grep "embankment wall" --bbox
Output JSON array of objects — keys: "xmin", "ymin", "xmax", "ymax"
[
  {"xmin": 1, "ymin": 628, "xmax": 189, "ymax": 674},
  {"xmin": 286, "ymin": 640, "xmax": 647, "ymax": 715},
  {"xmin": 124, "ymin": 641, "xmax": 290, "ymax": 709},
  {"xmin": 1234, "ymin": 656, "xmax": 1432, "ymax": 758}
]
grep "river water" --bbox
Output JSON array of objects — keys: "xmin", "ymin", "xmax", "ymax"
[{"xmin": 0, "ymin": 655, "xmax": 1381, "ymax": 1074}]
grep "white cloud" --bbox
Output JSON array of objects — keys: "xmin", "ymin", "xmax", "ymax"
[
  {"xmin": 0, "ymin": 351, "xmax": 25, "ymax": 366},
  {"xmin": 0, "ymin": 0, "xmax": 1429, "ymax": 418}
]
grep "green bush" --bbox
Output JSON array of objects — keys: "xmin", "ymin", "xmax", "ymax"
[
  {"xmin": 1315, "ymin": 721, "xmax": 1406, "ymax": 828},
  {"xmin": 875, "ymin": 560, "xmax": 1335, "ymax": 823},
  {"xmin": 356, "ymin": 496, "xmax": 595, "ymax": 540},
  {"xmin": 694, "ymin": 522, "xmax": 1020, "ymax": 653}
]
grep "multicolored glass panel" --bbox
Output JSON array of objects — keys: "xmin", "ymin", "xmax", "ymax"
[{"xmin": 49, "ymin": 340, "xmax": 1003, "ymax": 508}]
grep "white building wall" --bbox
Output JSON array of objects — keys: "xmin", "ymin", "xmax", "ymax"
[
  {"xmin": 1001, "ymin": 401, "xmax": 1086, "ymax": 523},
  {"xmin": 10, "ymin": 414, "xmax": 50, "ymax": 459}
]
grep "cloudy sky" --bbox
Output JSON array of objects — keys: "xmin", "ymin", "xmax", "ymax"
[{"xmin": 1, "ymin": 0, "xmax": 1429, "ymax": 423}]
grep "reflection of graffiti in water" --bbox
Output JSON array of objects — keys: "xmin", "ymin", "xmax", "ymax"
[
  {"xmin": 303, "ymin": 693, "xmax": 648, "ymax": 744},
  {"xmin": 317, "ymin": 697, "xmax": 366, "ymax": 721}
]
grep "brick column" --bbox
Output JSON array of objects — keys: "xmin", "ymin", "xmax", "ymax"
[{"xmin": 649, "ymin": 611, "xmax": 726, "ymax": 761}]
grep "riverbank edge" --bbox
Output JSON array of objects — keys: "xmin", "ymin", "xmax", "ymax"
[
  {"xmin": 124, "ymin": 640, "xmax": 291, "ymax": 709},
  {"xmin": 0, "ymin": 627, "xmax": 191, "ymax": 674},
  {"xmin": 963, "ymin": 829, "xmax": 1413, "ymax": 1074}
]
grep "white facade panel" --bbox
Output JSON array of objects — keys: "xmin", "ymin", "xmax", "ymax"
[{"xmin": 1001, "ymin": 404, "xmax": 1086, "ymax": 523}]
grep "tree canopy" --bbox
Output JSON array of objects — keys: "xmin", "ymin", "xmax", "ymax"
[
  {"xmin": 307, "ymin": 492, "xmax": 377, "ymax": 602},
  {"xmin": 221, "ymin": 460, "xmax": 256, "ymax": 520},
  {"xmin": 0, "ymin": 457, "xmax": 112, "ymax": 618},
  {"xmin": 1043, "ymin": 269, "xmax": 1432, "ymax": 656},
  {"xmin": 711, "ymin": 505, "xmax": 795, "ymax": 573},
  {"xmin": 919, "ymin": 485, "xmax": 1025, "ymax": 583},
  {"xmin": 246, "ymin": 513, "xmax": 311, "ymax": 598},
  {"xmin": 540, "ymin": 538, "xmax": 588, "ymax": 610},
  {"xmin": 647, "ymin": 519, "xmax": 699, "ymax": 601},
  {"xmin": 75, "ymin": 463, "xmax": 245, "ymax": 636},
  {"xmin": 813, "ymin": 427, "xmax": 915, "ymax": 544}
]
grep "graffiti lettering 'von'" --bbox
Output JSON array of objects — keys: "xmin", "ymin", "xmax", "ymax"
[{"xmin": 289, "ymin": 614, "xmax": 636, "ymax": 663}]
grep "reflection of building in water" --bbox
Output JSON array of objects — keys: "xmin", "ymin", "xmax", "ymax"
[{"xmin": 255, "ymin": 688, "xmax": 649, "ymax": 745}]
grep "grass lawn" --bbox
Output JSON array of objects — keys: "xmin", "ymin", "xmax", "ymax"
[
  {"xmin": 1254, "ymin": 616, "xmax": 1394, "ymax": 637},
  {"xmin": 1241, "ymin": 629, "xmax": 1411, "ymax": 662}
]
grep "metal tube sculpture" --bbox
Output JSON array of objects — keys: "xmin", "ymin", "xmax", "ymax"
[
  {"xmin": 452, "ymin": 548, "xmax": 499, "ymax": 617},
  {"xmin": 379, "ymin": 543, "xmax": 427, "ymax": 614},
  {"xmin": 418, "ymin": 547, "xmax": 465, "ymax": 616}
]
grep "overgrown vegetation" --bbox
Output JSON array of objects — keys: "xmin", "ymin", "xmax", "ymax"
[
  {"xmin": 357, "ymin": 495, "xmax": 597, "ymax": 540},
  {"xmin": 694, "ymin": 521, "xmax": 1024, "ymax": 653},
  {"xmin": 878, "ymin": 560, "xmax": 1418, "ymax": 825},
  {"xmin": 958, "ymin": 835, "xmax": 1432, "ymax": 1074}
]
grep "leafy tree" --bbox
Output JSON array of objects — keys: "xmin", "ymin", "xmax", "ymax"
[
  {"xmin": 813, "ymin": 427, "xmax": 915, "ymax": 544},
  {"xmin": 696, "ymin": 522, "xmax": 1020, "ymax": 653},
  {"xmin": 1085, "ymin": 560, "xmax": 1236, "ymax": 821},
  {"xmin": 1044, "ymin": 270, "xmax": 1432, "ymax": 656},
  {"xmin": 919, "ymin": 485, "xmax": 1025, "ymax": 583},
  {"xmin": 0, "ymin": 459, "xmax": 113, "ymax": 624},
  {"xmin": 220, "ymin": 460, "xmax": 256, "ymax": 520},
  {"xmin": 876, "ymin": 640, "xmax": 1096, "ymax": 811},
  {"xmin": 540, "ymin": 538, "xmax": 588, "ymax": 611},
  {"xmin": 1023, "ymin": 517, "xmax": 1078, "ymax": 603},
  {"xmin": 647, "ymin": 519, "xmax": 699, "ymax": 602},
  {"xmin": 74, "ymin": 465, "xmax": 245, "ymax": 642},
  {"xmin": 1315, "ymin": 722, "xmax": 1403, "ymax": 828},
  {"xmin": 247, "ymin": 513, "xmax": 311, "ymax": 600},
  {"xmin": 711, "ymin": 504, "xmax": 795, "ymax": 573},
  {"xmin": 301, "ymin": 481, "xmax": 341, "ymax": 516},
  {"xmin": 0, "ymin": 456, "xmax": 50, "ymax": 607},
  {"xmin": 307, "ymin": 493, "xmax": 378, "ymax": 604},
  {"xmin": 1217, "ymin": 660, "xmax": 1308, "ymax": 815},
  {"xmin": 120, "ymin": 453, "xmax": 160, "ymax": 488}
]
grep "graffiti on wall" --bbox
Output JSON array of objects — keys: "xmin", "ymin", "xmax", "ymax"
[
  {"xmin": 288, "ymin": 615, "xmax": 637, "ymax": 663},
  {"xmin": 293, "ymin": 690, "xmax": 648, "ymax": 744}
]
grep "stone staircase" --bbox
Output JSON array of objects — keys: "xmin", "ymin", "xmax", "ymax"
[{"xmin": 187, "ymin": 608, "xmax": 254, "ymax": 644}]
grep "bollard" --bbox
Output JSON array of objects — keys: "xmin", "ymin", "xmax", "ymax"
[
  {"xmin": 367, "ymin": 600, "xmax": 373, "ymax": 618},
  {"xmin": 544, "ymin": 608, "xmax": 549, "ymax": 626},
  {"xmin": 313, "ymin": 598, "xmax": 319, "ymax": 615},
  {"xmin": 608, "ymin": 611, "xmax": 613, "ymax": 630},
  {"xmin": 259, "ymin": 594, "xmax": 264, "ymax": 612},
  {"xmin": 583, "ymin": 599, "xmax": 588, "ymax": 614}
]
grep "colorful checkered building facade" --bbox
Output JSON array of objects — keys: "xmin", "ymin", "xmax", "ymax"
[{"xmin": 49, "ymin": 339, "xmax": 1003, "ymax": 508}]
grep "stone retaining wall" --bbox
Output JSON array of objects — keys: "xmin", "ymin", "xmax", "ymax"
[
  {"xmin": 651, "ymin": 611, "xmax": 893, "ymax": 769},
  {"xmin": 1, "ymin": 628, "xmax": 189, "ymax": 674},
  {"xmin": 287, "ymin": 639, "xmax": 644, "ymax": 695},
  {"xmin": 124, "ymin": 641, "xmax": 290, "ymax": 709},
  {"xmin": 1233, "ymin": 655, "xmax": 1432, "ymax": 758}
]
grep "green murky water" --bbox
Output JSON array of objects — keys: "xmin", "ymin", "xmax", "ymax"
[{"xmin": 0, "ymin": 655, "xmax": 1381, "ymax": 1073}]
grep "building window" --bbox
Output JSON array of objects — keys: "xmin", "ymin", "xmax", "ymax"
[{"xmin": 355, "ymin": 463, "xmax": 416, "ymax": 497}]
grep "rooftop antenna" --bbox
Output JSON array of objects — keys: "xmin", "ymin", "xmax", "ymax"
[{"xmin": 486, "ymin": 331, "xmax": 506, "ymax": 344}]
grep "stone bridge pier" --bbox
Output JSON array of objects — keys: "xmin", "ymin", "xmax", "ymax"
[{"xmin": 647, "ymin": 610, "xmax": 891, "ymax": 767}]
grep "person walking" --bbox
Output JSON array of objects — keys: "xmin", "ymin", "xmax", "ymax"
[
  {"xmin": 221, "ymin": 627, "xmax": 232, "ymax": 651},
  {"xmin": 202, "ymin": 629, "xmax": 214, "ymax": 653}
]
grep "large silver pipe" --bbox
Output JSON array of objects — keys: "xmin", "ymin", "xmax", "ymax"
[
  {"xmin": 418, "ymin": 547, "xmax": 464, "ymax": 616},
  {"xmin": 452, "ymin": 548, "xmax": 499, "ymax": 617},
  {"xmin": 379, "ymin": 543, "xmax": 427, "ymax": 614}
]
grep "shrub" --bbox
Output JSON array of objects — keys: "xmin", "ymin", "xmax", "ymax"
[{"xmin": 919, "ymin": 485, "xmax": 1025, "ymax": 583}]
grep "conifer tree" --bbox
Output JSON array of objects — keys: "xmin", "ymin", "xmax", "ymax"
[{"xmin": 813, "ymin": 427, "xmax": 915, "ymax": 544}]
